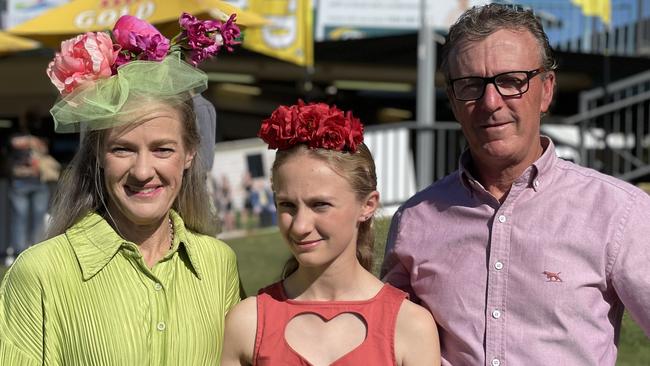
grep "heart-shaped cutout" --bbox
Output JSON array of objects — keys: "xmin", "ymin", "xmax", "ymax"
[{"xmin": 285, "ymin": 312, "xmax": 367, "ymax": 366}]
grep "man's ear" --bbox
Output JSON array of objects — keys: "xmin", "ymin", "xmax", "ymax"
[
  {"xmin": 359, "ymin": 190, "xmax": 380, "ymax": 222},
  {"xmin": 540, "ymin": 71, "xmax": 556, "ymax": 113}
]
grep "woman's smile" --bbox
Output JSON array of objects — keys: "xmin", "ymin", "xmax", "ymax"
[{"xmin": 124, "ymin": 185, "xmax": 163, "ymax": 197}]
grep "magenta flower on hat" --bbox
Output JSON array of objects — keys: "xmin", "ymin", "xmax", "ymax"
[
  {"xmin": 217, "ymin": 14, "xmax": 241, "ymax": 52},
  {"xmin": 132, "ymin": 33, "xmax": 170, "ymax": 60},
  {"xmin": 112, "ymin": 15, "xmax": 170, "ymax": 69},
  {"xmin": 179, "ymin": 12, "xmax": 241, "ymax": 66}
]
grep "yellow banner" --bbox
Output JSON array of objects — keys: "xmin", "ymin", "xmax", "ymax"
[
  {"xmin": 8, "ymin": 0, "xmax": 266, "ymax": 43},
  {"xmin": 243, "ymin": 0, "xmax": 313, "ymax": 67},
  {"xmin": 571, "ymin": 0, "xmax": 611, "ymax": 25}
]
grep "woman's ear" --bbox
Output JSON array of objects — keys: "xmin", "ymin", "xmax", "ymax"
[
  {"xmin": 359, "ymin": 190, "xmax": 380, "ymax": 222},
  {"xmin": 184, "ymin": 150, "xmax": 196, "ymax": 170}
]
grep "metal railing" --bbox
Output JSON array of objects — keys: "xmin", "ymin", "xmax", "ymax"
[
  {"xmin": 562, "ymin": 70, "xmax": 650, "ymax": 181},
  {"xmin": 366, "ymin": 121, "xmax": 465, "ymax": 188}
]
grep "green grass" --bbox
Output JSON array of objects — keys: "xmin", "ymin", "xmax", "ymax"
[
  {"xmin": 619, "ymin": 312, "xmax": 650, "ymax": 365},
  {"xmin": 225, "ymin": 228, "xmax": 290, "ymax": 296},
  {"xmin": 1, "ymin": 219, "xmax": 648, "ymax": 362}
]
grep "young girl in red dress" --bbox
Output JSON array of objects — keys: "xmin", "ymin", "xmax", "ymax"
[{"xmin": 221, "ymin": 101, "xmax": 440, "ymax": 365}]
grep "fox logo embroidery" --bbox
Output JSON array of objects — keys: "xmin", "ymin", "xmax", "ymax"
[{"xmin": 543, "ymin": 271, "xmax": 562, "ymax": 282}]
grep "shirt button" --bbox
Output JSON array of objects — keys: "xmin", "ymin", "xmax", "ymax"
[
  {"xmin": 534, "ymin": 180, "xmax": 540, "ymax": 188},
  {"xmin": 492, "ymin": 309, "xmax": 501, "ymax": 319},
  {"xmin": 156, "ymin": 322, "xmax": 166, "ymax": 331},
  {"xmin": 495, "ymin": 261, "xmax": 504, "ymax": 270},
  {"xmin": 498, "ymin": 215, "xmax": 506, "ymax": 223},
  {"xmin": 492, "ymin": 359, "xmax": 501, "ymax": 366},
  {"xmin": 154, "ymin": 283, "xmax": 163, "ymax": 291}
]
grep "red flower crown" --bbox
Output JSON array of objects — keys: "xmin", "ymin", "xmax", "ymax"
[{"xmin": 258, "ymin": 100, "xmax": 364, "ymax": 152}]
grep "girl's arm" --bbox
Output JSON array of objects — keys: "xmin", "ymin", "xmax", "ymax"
[
  {"xmin": 221, "ymin": 296, "xmax": 257, "ymax": 366},
  {"xmin": 395, "ymin": 300, "xmax": 441, "ymax": 366}
]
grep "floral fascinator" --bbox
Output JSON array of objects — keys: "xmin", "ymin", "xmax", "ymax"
[
  {"xmin": 258, "ymin": 100, "xmax": 364, "ymax": 153},
  {"xmin": 47, "ymin": 13, "xmax": 240, "ymax": 133}
]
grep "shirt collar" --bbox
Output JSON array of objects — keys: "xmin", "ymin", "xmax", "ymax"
[
  {"xmin": 530, "ymin": 136, "xmax": 556, "ymax": 185},
  {"xmin": 170, "ymin": 210, "xmax": 204, "ymax": 280},
  {"xmin": 458, "ymin": 149, "xmax": 477, "ymax": 192},
  {"xmin": 68, "ymin": 210, "xmax": 203, "ymax": 281},
  {"xmin": 458, "ymin": 136, "xmax": 557, "ymax": 194}
]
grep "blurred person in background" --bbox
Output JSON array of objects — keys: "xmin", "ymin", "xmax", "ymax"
[
  {"xmin": 240, "ymin": 171, "xmax": 256, "ymax": 230},
  {"xmin": 382, "ymin": 4, "xmax": 650, "ymax": 365},
  {"xmin": 250, "ymin": 179, "xmax": 276, "ymax": 228},
  {"xmin": 212, "ymin": 174, "xmax": 236, "ymax": 232},
  {"xmin": 7, "ymin": 110, "xmax": 56, "ymax": 261},
  {"xmin": 221, "ymin": 101, "xmax": 440, "ymax": 365},
  {"xmin": 0, "ymin": 13, "xmax": 242, "ymax": 364}
]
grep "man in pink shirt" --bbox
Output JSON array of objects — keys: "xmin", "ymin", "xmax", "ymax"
[{"xmin": 382, "ymin": 4, "xmax": 650, "ymax": 365}]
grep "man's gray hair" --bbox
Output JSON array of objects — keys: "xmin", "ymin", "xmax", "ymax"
[{"xmin": 440, "ymin": 4, "xmax": 558, "ymax": 79}]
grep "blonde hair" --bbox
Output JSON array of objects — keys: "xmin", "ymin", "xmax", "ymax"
[
  {"xmin": 47, "ymin": 96, "xmax": 219, "ymax": 238},
  {"xmin": 271, "ymin": 143, "xmax": 377, "ymax": 278}
]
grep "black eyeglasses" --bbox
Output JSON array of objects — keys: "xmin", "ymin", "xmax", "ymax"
[{"xmin": 449, "ymin": 68, "xmax": 545, "ymax": 101}]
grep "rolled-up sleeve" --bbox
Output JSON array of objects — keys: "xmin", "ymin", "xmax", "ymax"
[{"xmin": 610, "ymin": 191, "xmax": 650, "ymax": 337}]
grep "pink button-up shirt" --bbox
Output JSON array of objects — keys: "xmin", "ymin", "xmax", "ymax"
[{"xmin": 382, "ymin": 137, "xmax": 650, "ymax": 366}]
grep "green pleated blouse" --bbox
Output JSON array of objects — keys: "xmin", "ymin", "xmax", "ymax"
[{"xmin": 0, "ymin": 210, "xmax": 240, "ymax": 365}]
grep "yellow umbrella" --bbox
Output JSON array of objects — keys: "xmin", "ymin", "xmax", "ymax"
[
  {"xmin": 0, "ymin": 31, "xmax": 39, "ymax": 54},
  {"xmin": 8, "ymin": 0, "xmax": 267, "ymax": 48}
]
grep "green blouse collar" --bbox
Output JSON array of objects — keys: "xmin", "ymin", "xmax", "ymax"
[{"xmin": 67, "ymin": 210, "xmax": 203, "ymax": 280}]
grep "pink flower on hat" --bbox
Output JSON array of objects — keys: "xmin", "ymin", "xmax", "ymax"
[
  {"xmin": 113, "ymin": 15, "xmax": 161, "ymax": 51},
  {"xmin": 113, "ymin": 15, "xmax": 170, "ymax": 68},
  {"xmin": 46, "ymin": 31, "xmax": 118, "ymax": 95}
]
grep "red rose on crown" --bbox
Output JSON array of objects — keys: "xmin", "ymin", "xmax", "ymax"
[
  {"xmin": 295, "ymin": 101, "xmax": 329, "ymax": 135},
  {"xmin": 258, "ymin": 101, "xmax": 364, "ymax": 152},
  {"xmin": 257, "ymin": 104, "xmax": 300, "ymax": 150}
]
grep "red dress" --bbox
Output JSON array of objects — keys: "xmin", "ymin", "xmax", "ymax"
[{"xmin": 253, "ymin": 282, "xmax": 407, "ymax": 365}]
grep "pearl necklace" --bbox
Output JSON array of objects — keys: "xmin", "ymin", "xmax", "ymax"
[{"xmin": 168, "ymin": 217, "xmax": 175, "ymax": 250}]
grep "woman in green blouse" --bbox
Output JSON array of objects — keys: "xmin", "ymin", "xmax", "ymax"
[{"xmin": 0, "ymin": 14, "xmax": 241, "ymax": 365}]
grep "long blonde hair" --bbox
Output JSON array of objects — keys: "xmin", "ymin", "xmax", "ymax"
[
  {"xmin": 271, "ymin": 143, "xmax": 377, "ymax": 278},
  {"xmin": 47, "ymin": 96, "xmax": 218, "ymax": 238}
]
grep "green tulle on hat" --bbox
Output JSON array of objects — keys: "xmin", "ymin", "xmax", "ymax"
[{"xmin": 50, "ymin": 55, "xmax": 207, "ymax": 133}]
